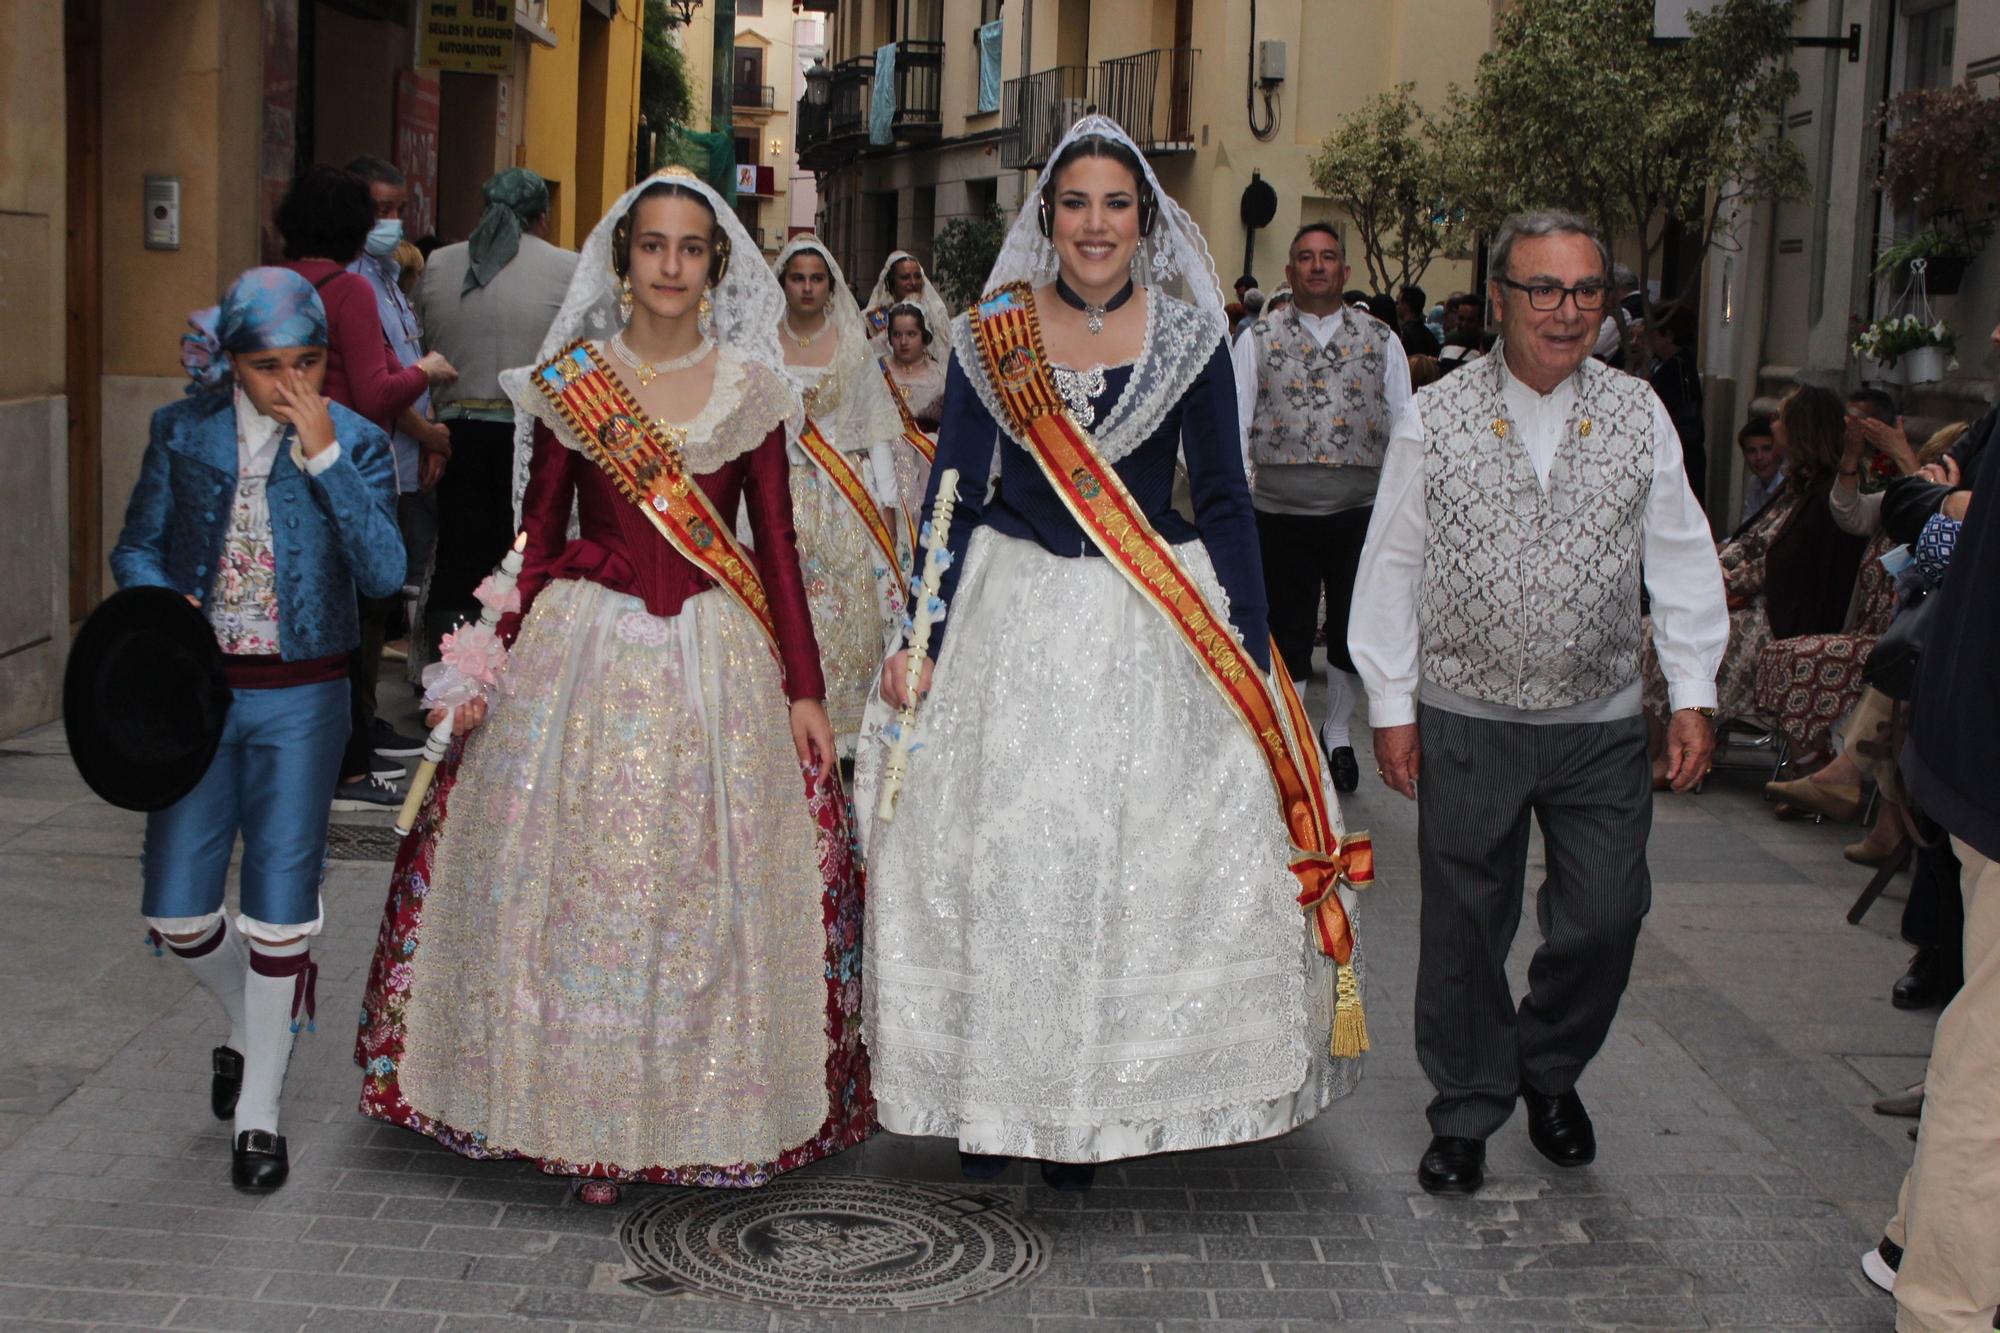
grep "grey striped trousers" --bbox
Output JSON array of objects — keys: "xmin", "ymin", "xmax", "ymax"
[{"xmin": 1415, "ymin": 707, "xmax": 1653, "ymax": 1140}]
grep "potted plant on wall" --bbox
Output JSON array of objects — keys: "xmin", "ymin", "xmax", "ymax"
[
  {"xmin": 1853, "ymin": 313, "xmax": 1958, "ymax": 386},
  {"xmin": 1876, "ymin": 82, "xmax": 2000, "ymax": 295}
]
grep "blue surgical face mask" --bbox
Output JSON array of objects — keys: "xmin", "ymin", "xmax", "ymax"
[{"xmin": 365, "ymin": 218, "xmax": 404, "ymax": 259}]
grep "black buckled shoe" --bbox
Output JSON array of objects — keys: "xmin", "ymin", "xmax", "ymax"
[
  {"xmin": 231, "ymin": 1128, "xmax": 290, "ymax": 1190},
  {"xmin": 958, "ymin": 1151, "xmax": 1012, "ymax": 1181},
  {"xmin": 1523, "ymin": 1086, "xmax": 1597, "ymax": 1167},
  {"xmin": 210, "ymin": 1046, "xmax": 243, "ymax": 1121},
  {"xmin": 1417, "ymin": 1135, "xmax": 1485, "ymax": 1194},
  {"xmin": 1329, "ymin": 746, "xmax": 1360, "ymax": 794}
]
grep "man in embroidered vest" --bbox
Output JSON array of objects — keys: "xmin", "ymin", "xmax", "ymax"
[
  {"xmin": 1349, "ymin": 210, "xmax": 1728, "ymax": 1196},
  {"xmin": 1233, "ymin": 222, "xmax": 1411, "ymax": 793}
]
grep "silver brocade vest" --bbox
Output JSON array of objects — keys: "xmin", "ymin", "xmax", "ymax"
[
  {"xmin": 1417, "ymin": 353, "xmax": 1656, "ymax": 710},
  {"xmin": 1246, "ymin": 307, "xmax": 1396, "ymax": 467}
]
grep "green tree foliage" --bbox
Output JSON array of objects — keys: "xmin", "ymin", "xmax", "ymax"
[
  {"xmin": 1458, "ymin": 0, "xmax": 1808, "ymax": 313},
  {"xmin": 641, "ymin": 0, "xmax": 694, "ymax": 154},
  {"xmin": 1307, "ymin": 84, "xmax": 1470, "ymax": 296},
  {"xmin": 930, "ymin": 207, "xmax": 1009, "ymax": 310}
]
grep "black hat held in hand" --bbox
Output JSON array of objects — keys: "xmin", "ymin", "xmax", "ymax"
[{"xmin": 64, "ymin": 587, "xmax": 233, "ymax": 812}]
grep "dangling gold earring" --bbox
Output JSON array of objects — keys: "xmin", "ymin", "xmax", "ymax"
[
  {"xmin": 618, "ymin": 275, "xmax": 634, "ymax": 322},
  {"xmin": 698, "ymin": 292, "xmax": 714, "ymax": 337}
]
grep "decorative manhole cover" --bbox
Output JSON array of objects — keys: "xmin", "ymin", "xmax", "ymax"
[
  {"xmin": 616, "ymin": 1174, "xmax": 1046, "ymax": 1311},
  {"xmin": 326, "ymin": 823, "xmax": 402, "ymax": 861}
]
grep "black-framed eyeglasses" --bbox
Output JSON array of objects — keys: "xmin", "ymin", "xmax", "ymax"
[{"xmin": 1498, "ymin": 278, "xmax": 1609, "ymax": 312}]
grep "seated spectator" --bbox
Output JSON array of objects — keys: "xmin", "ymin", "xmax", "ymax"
[
  {"xmin": 1830, "ymin": 392, "xmax": 1925, "ymax": 535},
  {"xmin": 1737, "ymin": 415, "xmax": 1784, "ymax": 529},
  {"xmin": 1641, "ymin": 384, "xmax": 1867, "ymax": 783},
  {"xmin": 1647, "ymin": 300, "xmax": 1707, "ymax": 508},
  {"xmin": 1406, "ymin": 353, "xmax": 1441, "ymax": 389}
]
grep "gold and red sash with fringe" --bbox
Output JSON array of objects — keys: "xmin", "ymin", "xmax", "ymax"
[
  {"xmin": 532, "ymin": 340, "xmax": 779, "ymax": 658},
  {"xmin": 796, "ymin": 412, "xmax": 902, "ymax": 601},
  {"xmin": 968, "ymin": 282, "xmax": 1375, "ymax": 1057}
]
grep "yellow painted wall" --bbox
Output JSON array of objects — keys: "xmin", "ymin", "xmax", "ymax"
[{"xmin": 0, "ymin": 9, "xmax": 68, "ymax": 400}]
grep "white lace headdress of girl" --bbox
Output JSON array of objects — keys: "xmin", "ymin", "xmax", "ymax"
[
  {"xmin": 950, "ymin": 112, "xmax": 1228, "ymax": 465},
  {"xmin": 772, "ymin": 235, "xmax": 903, "ymax": 452},
  {"xmin": 866, "ymin": 250, "xmax": 953, "ymax": 353},
  {"xmin": 499, "ymin": 169, "xmax": 792, "ymax": 520}
]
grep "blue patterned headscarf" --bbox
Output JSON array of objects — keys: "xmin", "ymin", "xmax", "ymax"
[{"xmin": 181, "ymin": 267, "xmax": 330, "ymax": 396}]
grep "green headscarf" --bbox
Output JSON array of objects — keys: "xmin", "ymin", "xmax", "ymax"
[{"xmin": 462, "ymin": 168, "xmax": 551, "ymax": 295}]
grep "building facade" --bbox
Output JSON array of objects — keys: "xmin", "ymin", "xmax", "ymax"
[
  {"xmin": 1702, "ymin": 0, "xmax": 2000, "ymax": 524},
  {"xmin": 796, "ymin": 0, "xmax": 1494, "ymax": 308},
  {"xmin": 0, "ymin": 0, "xmax": 641, "ymax": 739}
]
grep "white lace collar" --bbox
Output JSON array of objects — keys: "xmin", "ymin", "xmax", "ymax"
[{"xmin": 950, "ymin": 286, "xmax": 1213, "ymax": 466}]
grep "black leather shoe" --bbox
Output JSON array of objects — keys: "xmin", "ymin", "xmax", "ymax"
[
  {"xmin": 210, "ymin": 1046, "xmax": 243, "ymax": 1121},
  {"xmin": 1038, "ymin": 1161, "xmax": 1096, "ymax": 1192},
  {"xmin": 1523, "ymin": 1086, "xmax": 1596, "ymax": 1167},
  {"xmin": 958, "ymin": 1151, "xmax": 1012, "ymax": 1180},
  {"xmin": 231, "ymin": 1129, "xmax": 290, "ymax": 1190},
  {"xmin": 1417, "ymin": 1135, "xmax": 1485, "ymax": 1194},
  {"xmin": 1893, "ymin": 947, "xmax": 1942, "ymax": 1009},
  {"xmin": 1329, "ymin": 746, "xmax": 1360, "ymax": 794}
]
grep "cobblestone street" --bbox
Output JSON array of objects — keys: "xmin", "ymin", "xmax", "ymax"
[{"xmin": 0, "ymin": 696, "xmax": 1939, "ymax": 1331}]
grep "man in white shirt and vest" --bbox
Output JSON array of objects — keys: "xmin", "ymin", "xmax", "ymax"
[
  {"xmin": 1234, "ymin": 223, "xmax": 1411, "ymax": 793},
  {"xmin": 1350, "ymin": 209, "xmax": 1728, "ymax": 1195}
]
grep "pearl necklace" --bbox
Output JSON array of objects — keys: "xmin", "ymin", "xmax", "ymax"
[
  {"xmin": 609, "ymin": 331, "xmax": 713, "ymax": 386},
  {"xmin": 783, "ymin": 311, "xmax": 831, "ymax": 350}
]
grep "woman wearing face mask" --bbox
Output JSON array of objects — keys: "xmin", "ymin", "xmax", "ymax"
[
  {"xmin": 858, "ymin": 117, "xmax": 1366, "ymax": 1191},
  {"xmin": 112, "ymin": 268, "xmax": 405, "ymax": 1192},
  {"xmin": 356, "ymin": 171, "xmax": 872, "ymax": 1207},
  {"xmin": 773, "ymin": 238, "xmax": 905, "ymax": 754}
]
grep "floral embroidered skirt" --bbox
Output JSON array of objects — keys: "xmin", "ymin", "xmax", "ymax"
[
  {"xmin": 356, "ymin": 578, "xmax": 874, "ymax": 1186},
  {"xmin": 1642, "ymin": 601, "xmax": 1771, "ymax": 727},
  {"xmin": 852, "ymin": 531, "xmax": 1362, "ymax": 1164},
  {"xmin": 790, "ymin": 461, "xmax": 896, "ymax": 748}
]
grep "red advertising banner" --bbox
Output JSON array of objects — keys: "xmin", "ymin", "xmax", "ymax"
[{"xmin": 395, "ymin": 69, "xmax": 442, "ymax": 240}]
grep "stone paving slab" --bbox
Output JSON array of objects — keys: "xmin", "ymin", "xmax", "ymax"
[{"xmin": 0, "ymin": 693, "xmax": 1940, "ymax": 1330}]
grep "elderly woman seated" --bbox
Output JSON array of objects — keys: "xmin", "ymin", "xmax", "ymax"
[{"xmin": 1642, "ymin": 384, "xmax": 1867, "ymax": 786}]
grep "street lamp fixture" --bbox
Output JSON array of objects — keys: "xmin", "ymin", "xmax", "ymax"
[{"xmin": 663, "ymin": 0, "xmax": 702, "ymax": 25}]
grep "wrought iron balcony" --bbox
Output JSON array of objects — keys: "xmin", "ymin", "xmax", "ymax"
[
  {"xmin": 799, "ymin": 54, "xmax": 874, "ymax": 171},
  {"xmin": 733, "ymin": 83, "xmax": 776, "ymax": 110},
  {"xmin": 1001, "ymin": 64, "xmax": 1091, "ymax": 170},
  {"xmin": 891, "ymin": 38, "xmax": 945, "ymax": 141},
  {"xmin": 1001, "ymin": 48, "xmax": 1200, "ymax": 170}
]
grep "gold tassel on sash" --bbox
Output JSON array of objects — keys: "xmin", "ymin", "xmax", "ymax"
[{"xmin": 1332, "ymin": 961, "xmax": 1370, "ymax": 1059}]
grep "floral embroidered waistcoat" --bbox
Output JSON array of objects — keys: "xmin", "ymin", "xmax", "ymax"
[
  {"xmin": 1417, "ymin": 355, "xmax": 1657, "ymax": 710},
  {"xmin": 1246, "ymin": 307, "xmax": 1396, "ymax": 468}
]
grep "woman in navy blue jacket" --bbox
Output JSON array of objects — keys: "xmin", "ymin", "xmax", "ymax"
[{"xmin": 111, "ymin": 267, "xmax": 403, "ymax": 1191}]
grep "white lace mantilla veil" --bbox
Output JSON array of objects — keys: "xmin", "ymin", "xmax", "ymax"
[
  {"xmin": 866, "ymin": 250, "xmax": 954, "ymax": 352},
  {"xmin": 771, "ymin": 235, "xmax": 904, "ymax": 456},
  {"xmin": 949, "ymin": 113, "xmax": 1229, "ymax": 466},
  {"xmin": 499, "ymin": 171, "xmax": 795, "ymax": 522}
]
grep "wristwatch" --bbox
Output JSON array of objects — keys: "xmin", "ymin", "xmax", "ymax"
[{"xmin": 1682, "ymin": 706, "xmax": 1717, "ymax": 718}]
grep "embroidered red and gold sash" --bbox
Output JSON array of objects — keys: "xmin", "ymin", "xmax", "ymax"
[
  {"xmin": 967, "ymin": 282, "xmax": 1373, "ymax": 1055},
  {"xmin": 532, "ymin": 340, "xmax": 778, "ymax": 657},
  {"xmin": 796, "ymin": 414, "xmax": 902, "ymax": 602},
  {"xmin": 879, "ymin": 357, "xmax": 939, "ymax": 555}
]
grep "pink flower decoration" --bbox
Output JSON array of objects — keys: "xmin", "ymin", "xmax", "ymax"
[
  {"xmin": 473, "ymin": 573, "xmax": 522, "ymax": 615},
  {"xmin": 438, "ymin": 623, "xmax": 509, "ymax": 688}
]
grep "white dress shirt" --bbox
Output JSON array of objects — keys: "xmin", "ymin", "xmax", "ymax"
[
  {"xmin": 1348, "ymin": 352, "xmax": 1727, "ymax": 728},
  {"xmin": 1230, "ymin": 305, "xmax": 1414, "ymax": 476}
]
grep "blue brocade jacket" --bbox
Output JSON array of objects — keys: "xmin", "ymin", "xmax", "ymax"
[{"xmin": 111, "ymin": 393, "xmax": 405, "ymax": 660}]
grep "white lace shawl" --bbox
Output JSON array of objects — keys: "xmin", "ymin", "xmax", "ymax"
[
  {"xmin": 500, "ymin": 171, "xmax": 793, "ymax": 520},
  {"xmin": 949, "ymin": 113, "xmax": 1228, "ymax": 469},
  {"xmin": 865, "ymin": 251, "xmax": 953, "ymax": 365},
  {"xmin": 512, "ymin": 343, "xmax": 802, "ymax": 475},
  {"xmin": 773, "ymin": 237, "xmax": 904, "ymax": 460}
]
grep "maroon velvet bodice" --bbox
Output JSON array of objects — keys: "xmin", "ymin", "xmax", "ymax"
[{"xmin": 508, "ymin": 420, "xmax": 827, "ymax": 701}]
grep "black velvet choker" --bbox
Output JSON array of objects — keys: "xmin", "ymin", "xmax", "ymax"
[{"xmin": 1054, "ymin": 275, "xmax": 1136, "ymax": 334}]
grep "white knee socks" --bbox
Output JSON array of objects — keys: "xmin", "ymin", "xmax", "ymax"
[
  {"xmin": 1321, "ymin": 670, "xmax": 1358, "ymax": 751},
  {"xmin": 238, "ymin": 937, "xmax": 315, "ymax": 1137},
  {"xmin": 153, "ymin": 915, "xmax": 247, "ymax": 1056}
]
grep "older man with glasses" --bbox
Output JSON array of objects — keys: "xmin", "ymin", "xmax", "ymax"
[{"xmin": 1349, "ymin": 209, "xmax": 1728, "ymax": 1195}]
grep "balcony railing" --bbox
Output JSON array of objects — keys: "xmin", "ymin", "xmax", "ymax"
[
  {"xmin": 1001, "ymin": 48, "xmax": 1201, "ymax": 170},
  {"xmin": 1001, "ymin": 64, "xmax": 1091, "ymax": 170},
  {"xmin": 892, "ymin": 39, "xmax": 945, "ymax": 140},
  {"xmin": 1097, "ymin": 48, "xmax": 1198, "ymax": 155},
  {"xmin": 828, "ymin": 55, "xmax": 874, "ymax": 141},
  {"xmin": 733, "ymin": 83, "xmax": 775, "ymax": 110}
]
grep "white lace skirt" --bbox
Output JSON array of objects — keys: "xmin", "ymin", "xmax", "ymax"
[
  {"xmin": 395, "ymin": 579, "xmax": 832, "ymax": 1172},
  {"xmin": 790, "ymin": 461, "xmax": 897, "ymax": 747},
  {"xmin": 856, "ymin": 530, "xmax": 1362, "ymax": 1163}
]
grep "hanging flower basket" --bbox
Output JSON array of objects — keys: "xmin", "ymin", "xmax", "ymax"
[
  {"xmin": 1860, "ymin": 354, "xmax": 1905, "ymax": 385},
  {"xmin": 1904, "ymin": 344, "xmax": 1947, "ymax": 384},
  {"xmin": 1853, "ymin": 312, "xmax": 1957, "ymax": 386}
]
